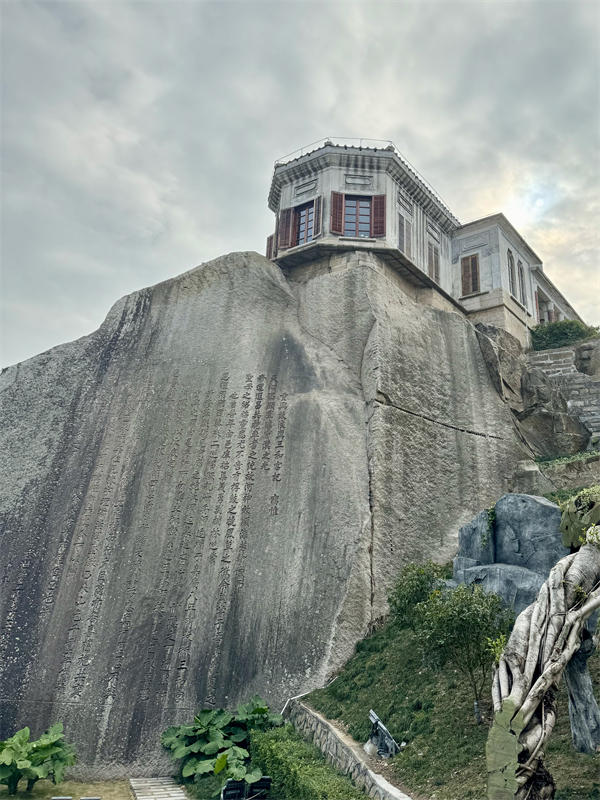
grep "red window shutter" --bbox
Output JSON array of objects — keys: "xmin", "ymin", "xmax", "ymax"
[
  {"xmin": 461, "ymin": 256, "xmax": 471, "ymax": 295},
  {"xmin": 266, "ymin": 234, "xmax": 274, "ymax": 260},
  {"xmin": 470, "ymin": 255, "xmax": 479, "ymax": 293},
  {"xmin": 313, "ymin": 196, "xmax": 322, "ymax": 237},
  {"xmin": 278, "ymin": 207, "xmax": 293, "ymax": 250},
  {"xmin": 398, "ymin": 213, "xmax": 405, "ymax": 252},
  {"xmin": 372, "ymin": 194, "xmax": 386, "ymax": 237},
  {"xmin": 405, "ymin": 219, "xmax": 412, "ymax": 258},
  {"xmin": 330, "ymin": 192, "xmax": 344, "ymax": 235}
]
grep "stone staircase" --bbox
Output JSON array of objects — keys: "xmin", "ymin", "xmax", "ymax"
[
  {"xmin": 527, "ymin": 345, "xmax": 577, "ymax": 377},
  {"xmin": 526, "ymin": 346, "xmax": 600, "ymax": 435}
]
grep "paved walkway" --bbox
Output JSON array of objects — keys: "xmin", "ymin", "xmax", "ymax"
[{"xmin": 129, "ymin": 777, "xmax": 187, "ymax": 800}]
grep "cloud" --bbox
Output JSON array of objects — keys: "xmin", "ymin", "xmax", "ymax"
[{"xmin": 1, "ymin": 0, "xmax": 598, "ymax": 365}]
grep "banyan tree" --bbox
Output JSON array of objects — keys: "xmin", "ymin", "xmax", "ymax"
[{"xmin": 486, "ymin": 524, "xmax": 600, "ymax": 799}]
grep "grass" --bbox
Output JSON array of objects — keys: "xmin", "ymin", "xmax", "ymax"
[
  {"xmin": 536, "ymin": 451, "xmax": 600, "ymax": 468},
  {"xmin": 0, "ymin": 780, "xmax": 133, "ymax": 799},
  {"xmin": 306, "ymin": 622, "xmax": 600, "ymax": 800}
]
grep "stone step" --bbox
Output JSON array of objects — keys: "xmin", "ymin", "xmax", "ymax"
[{"xmin": 129, "ymin": 778, "xmax": 187, "ymax": 800}]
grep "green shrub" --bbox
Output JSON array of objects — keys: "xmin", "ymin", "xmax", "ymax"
[
  {"xmin": 249, "ymin": 725, "xmax": 365, "ymax": 800},
  {"xmin": 414, "ymin": 585, "xmax": 513, "ymax": 707},
  {"xmin": 0, "ymin": 723, "xmax": 76, "ymax": 795},
  {"xmin": 531, "ymin": 319, "xmax": 599, "ymax": 351},
  {"xmin": 388, "ymin": 561, "xmax": 451, "ymax": 628},
  {"xmin": 161, "ymin": 696, "xmax": 282, "ymax": 794}
]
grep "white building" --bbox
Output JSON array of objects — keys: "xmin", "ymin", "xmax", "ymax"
[{"xmin": 266, "ymin": 138, "xmax": 581, "ymax": 347}]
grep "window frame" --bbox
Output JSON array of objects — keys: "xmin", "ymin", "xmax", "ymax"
[{"xmin": 461, "ymin": 253, "xmax": 480, "ymax": 296}]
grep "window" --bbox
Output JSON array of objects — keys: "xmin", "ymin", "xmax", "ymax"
[
  {"xmin": 277, "ymin": 197, "xmax": 322, "ymax": 250},
  {"xmin": 344, "ymin": 195, "xmax": 371, "ymax": 237},
  {"xmin": 330, "ymin": 192, "xmax": 386, "ymax": 237},
  {"xmin": 428, "ymin": 242, "xmax": 440, "ymax": 283},
  {"xmin": 398, "ymin": 213, "xmax": 412, "ymax": 258},
  {"xmin": 517, "ymin": 261, "xmax": 526, "ymax": 306},
  {"xmin": 461, "ymin": 254, "xmax": 480, "ymax": 295},
  {"xmin": 507, "ymin": 250, "xmax": 516, "ymax": 296},
  {"xmin": 295, "ymin": 200, "xmax": 314, "ymax": 245}
]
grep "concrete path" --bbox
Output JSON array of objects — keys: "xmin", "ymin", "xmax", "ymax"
[{"xmin": 129, "ymin": 777, "xmax": 187, "ymax": 800}]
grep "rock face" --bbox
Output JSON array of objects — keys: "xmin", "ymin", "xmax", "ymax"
[
  {"xmin": 475, "ymin": 324, "xmax": 590, "ymax": 457},
  {"xmin": 453, "ymin": 494, "xmax": 568, "ymax": 614},
  {"xmin": 0, "ymin": 251, "xmax": 528, "ymax": 773}
]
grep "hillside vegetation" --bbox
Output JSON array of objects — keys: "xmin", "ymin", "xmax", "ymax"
[{"xmin": 307, "ymin": 617, "xmax": 600, "ymax": 800}]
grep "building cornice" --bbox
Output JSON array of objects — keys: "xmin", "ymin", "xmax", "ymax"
[
  {"xmin": 268, "ymin": 142, "xmax": 460, "ymax": 230},
  {"xmin": 458, "ymin": 213, "xmax": 543, "ymax": 266}
]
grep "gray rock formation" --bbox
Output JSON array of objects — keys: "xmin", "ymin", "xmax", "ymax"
[
  {"xmin": 575, "ymin": 339, "xmax": 600, "ymax": 379},
  {"xmin": 0, "ymin": 250, "xmax": 528, "ymax": 773},
  {"xmin": 475, "ymin": 324, "xmax": 590, "ymax": 457},
  {"xmin": 453, "ymin": 493, "xmax": 568, "ymax": 613}
]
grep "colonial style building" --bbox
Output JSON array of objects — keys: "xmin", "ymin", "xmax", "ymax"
[{"xmin": 266, "ymin": 139, "xmax": 581, "ymax": 347}]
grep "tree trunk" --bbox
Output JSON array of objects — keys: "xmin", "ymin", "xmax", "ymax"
[
  {"xmin": 564, "ymin": 626, "xmax": 600, "ymax": 753},
  {"xmin": 486, "ymin": 537, "xmax": 600, "ymax": 800}
]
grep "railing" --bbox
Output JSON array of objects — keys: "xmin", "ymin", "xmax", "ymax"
[{"xmin": 274, "ymin": 137, "xmax": 457, "ymax": 221}]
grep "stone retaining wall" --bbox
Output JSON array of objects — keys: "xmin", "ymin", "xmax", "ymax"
[{"xmin": 285, "ymin": 699, "xmax": 413, "ymax": 800}]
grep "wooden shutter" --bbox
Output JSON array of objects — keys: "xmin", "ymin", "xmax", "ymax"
[
  {"xmin": 313, "ymin": 196, "xmax": 322, "ymax": 237},
  {"xmin": 470, "ymin": 254, "xmax": 479, "ymax": 293},
  {"xmin": 433, "ymin": 246, "xmax": 440, "ymax": 283},
  {"xmin": 330, "ymin": 192, "xmax": 344, "ymax": 235},
  {"xmin": 535, "ymin": 290, "xmax": 540, "ymax": 321},
  {"xmin": 428, "ymin": 242, "xmax": 435, "ymax": 279},
  {"xmin": 266, "ymin": 234, "xmax": 274, "ymax": 260},
  {"xmin": 405, "ymin": 219, "xmax": 412, "ymax": 258},
  {"xmin": 398, "ymin": 213, "xmax": 405, "ymax": 252},
  {"xmin": 278, "ymin": 207, "xmax": 293, "ymax": 250},
  {"xmin": 372, "ymin": 194, "xmax": 386, "ymax": 237},
  {"xmin": 461, "ymin": 256, "xmax": 471, "ymax": 295}
]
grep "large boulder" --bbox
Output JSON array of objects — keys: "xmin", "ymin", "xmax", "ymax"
[
  {"xmin": 453, "ymin": 493, "xmax": 568, "ymax": 614},
  {"xmin": 575, "ymin": 339, "xmax": 600, "ymax": 378},
  {"xmin": 0, "ymin": 250, "xmax": 528, "ymax": 773}
]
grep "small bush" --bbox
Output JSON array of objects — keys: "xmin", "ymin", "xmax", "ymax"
[
  {"xmin": 0, "ymin": 723, "xmax": 76, "ymax": 795},
  {"xmin": 249, "ymin": 725, "xmax": 365, "ymax": 800},
  {"xmin": 388, "ymin": 561, "xmax": 451, "ymax": 629},
  {"xmin": 531, "ymin": 319, "xmax": 599, "ymax": 351}
]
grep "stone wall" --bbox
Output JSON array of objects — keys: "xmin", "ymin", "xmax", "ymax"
[
  {"xmin": 527, "ymin": 343, "xmax": 600, "ymax": 436},
  {"xmin": 286, "ymin": 700, "xmax": 412, "ymax": 800}
]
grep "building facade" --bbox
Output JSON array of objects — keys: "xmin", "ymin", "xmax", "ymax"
[{"xmin": 266, "ymin": 139, "xmax": 581, "ymax": 348}]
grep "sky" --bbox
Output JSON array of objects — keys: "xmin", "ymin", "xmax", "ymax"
[{"xmin": 1, "ymin": 0, "xmax": 599, "ymax": 367}]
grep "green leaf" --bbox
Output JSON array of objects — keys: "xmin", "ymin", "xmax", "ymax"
[
  {"xmin": 244, "ymin": 768, "xmax": 263, "ymax": 784},
  {"xmin": 201, "ymin": 739, "xmax": 224, "ymax": 755},
  {"xmin": 15, "ymin": 759, "xmax": 31, "ymax": 769},
  {"xmin": 181, "ymin": 758, "xmax": 200, "ymax": 778},
  {"xmin": 194, "ymin": 710, "xmax": 217, "ymax": 727},
  {"xmin": 194, "ymin": 758, "xmax": 216, "ymax": 776},
  {"xmin": 229, "ymin": 746, "xmax": 249, "ymax": 759},
  {"xmin": 172, "ymin": 743, "xmax": 192, "ymax": 760},
  {"xmin": 214, "ymin": 752, "xmax": 228, "ymax": 775}
]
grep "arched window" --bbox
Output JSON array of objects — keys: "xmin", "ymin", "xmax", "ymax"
[
  {"xmin": 507, "ymin": 250, "xmax": 516, "ymax": 296},
  {"xmin": 517, "ymin": 261, "xmax": 526, "ymax": 305}
]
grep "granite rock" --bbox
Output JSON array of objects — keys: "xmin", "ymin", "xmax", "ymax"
[{"xmin": 0, "ymin": 250, "xmax": 528, "ymax": 773}]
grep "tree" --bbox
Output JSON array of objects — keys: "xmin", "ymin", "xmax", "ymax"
[
  {"xmin": 388, "ymin": 561, "xmax": 450, "ymax": 629},
  {"xmin": 486, "ymin": 525, "xmax": 600, "ymax": 800},
  {"xmin": 413, "ymin": 584, "xmax": 513, "ymax": 714},
  {"xmin": 0, "ymin": 723, "xmax": 76, "ymax": 795}
]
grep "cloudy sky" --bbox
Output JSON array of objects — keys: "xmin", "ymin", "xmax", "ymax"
[{"xmin": 1, "ymin": 0, "xmax": 598, "ymax": 366}]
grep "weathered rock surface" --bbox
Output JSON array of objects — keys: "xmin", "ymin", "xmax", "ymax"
[
  {"xmin": 575, "ymin": 339, "xmax": 600, "ymax": 379},
  {"xmin": 475, "ymin": 324, "xmax": 591, "ymax": 457},
  {"xmin": 0, "ymin": 251, "xmax": 528, "ymax": 773},
  {"xmin": 453, "ymin": 493, "xmax": 568, "ymax": 613}
]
